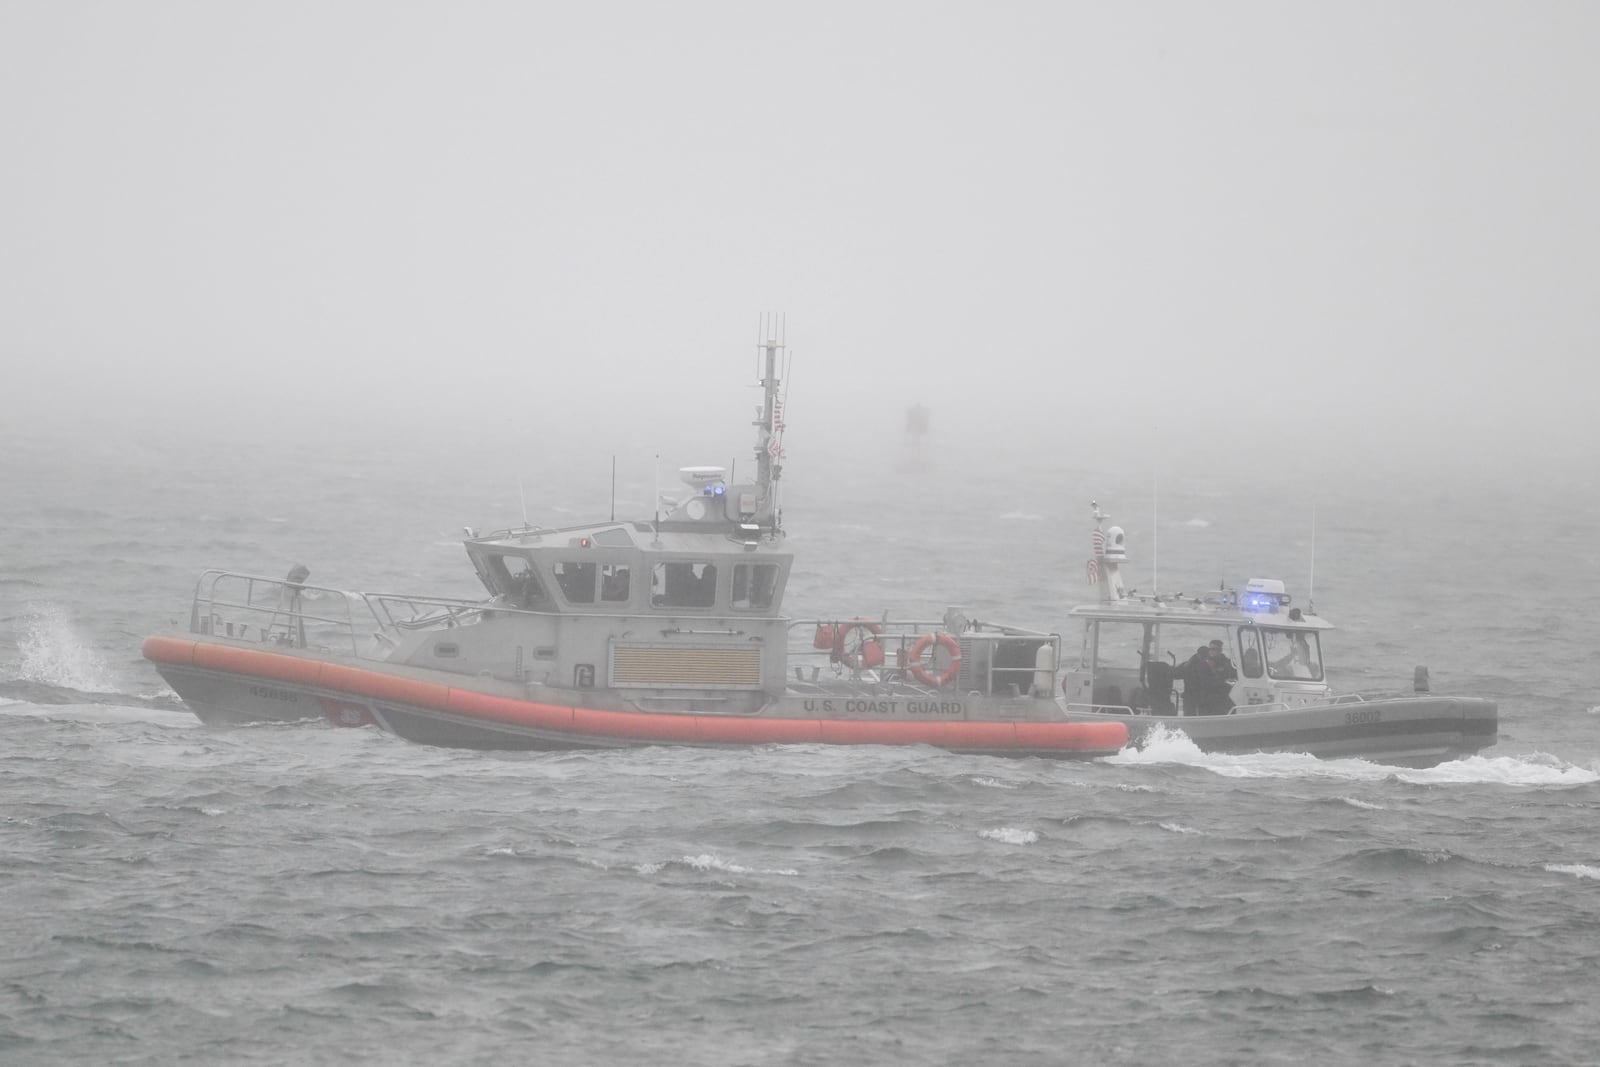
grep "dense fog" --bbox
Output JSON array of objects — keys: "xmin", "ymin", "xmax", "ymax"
[{"xmin": 3, "ymin": 3, "xmax": 1595, "ymax": 491}]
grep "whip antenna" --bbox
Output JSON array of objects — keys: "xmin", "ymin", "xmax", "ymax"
[{"xmin": 1308, "ymin": 505, "xmax": 1317, "ymax": 613}]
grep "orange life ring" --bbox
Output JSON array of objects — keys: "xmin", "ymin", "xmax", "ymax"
[
  {"xmin": 908, "ymin": 632, "xmax": 961, "ymax": 688},
  {"xmin": 833, "ymin": 619, "xmax": 884, "ymax": 669}
]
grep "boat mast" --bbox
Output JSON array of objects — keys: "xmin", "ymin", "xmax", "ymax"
[
  {"xmin": 754, "ymin": 314, "xmax": 785, "ymax": 526},
  {"xmin": 1089, "ymin": 501, "xmax": 1128, "ymax": 603}
]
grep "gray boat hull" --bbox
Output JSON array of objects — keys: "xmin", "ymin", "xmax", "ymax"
[
  {"xmin": 143, "ymin": 635, "xmax": 1129, "ymax": 758},
  {"xmin": 1066, "ymin": 697, "xmax": 1498, "ymax": 768},
  {"xmin": 146, "ymin": 634, "xmax": 1494, "ymax": 766}
]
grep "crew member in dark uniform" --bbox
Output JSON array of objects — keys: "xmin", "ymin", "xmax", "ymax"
[
  {"xmin": 1181, "ymin": 646, "xmax": 1210, "ymax": 715},
  {"xmin": 1202, "ymin": 639, "xmax": 1238, "ymax": 715}
]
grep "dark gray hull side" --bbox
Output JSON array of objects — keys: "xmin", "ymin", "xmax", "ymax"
[
  {"xmin": 150, "ymin": 663, "xmax": 323, "ymax": 726},
  {"xmin": 1070, "ymin": 697, "xmax": 1498, "ymax": 768}
]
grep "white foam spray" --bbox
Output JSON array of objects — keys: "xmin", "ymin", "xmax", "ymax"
[
  {"xmin": 16, "ymin": 606, "xmax": 115, "ymax": 692},
  {"xmin": 1105, "ymin": 724, "xmax": 1600, "ymax": 788},
  {"xmin": 1545, "ymin": 863, "xmax": 1600, "ymax": 881}
]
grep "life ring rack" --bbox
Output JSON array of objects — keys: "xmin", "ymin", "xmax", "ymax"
[
  {"xmin": 830, "ymin": 619, "xmax": 884, "ymax": 670},
  {"xmin": 908, "ymin": 632, "xmax": 961, "ymax": 688}
]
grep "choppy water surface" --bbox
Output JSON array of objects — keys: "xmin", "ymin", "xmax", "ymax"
[{"xmin": 3, "ymin": 429, "xmax": 1599, "ymax": 1065}]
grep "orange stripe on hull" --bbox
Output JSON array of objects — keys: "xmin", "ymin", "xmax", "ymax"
[
  {"xmin": 319, "ymin": 662, "xmax": 452, "ymax": 710},
  {"xmin": 191, "ymin": 643, "xmax": 324, "ymax": 687},
  {"xmin": 146, "ymin": 638, "xmax": 1127, "ymax": 752},
  {"xmin": 445, "ymin": 688, "xmax": 574, "ymax": 731},
  {"xmin": 573, "ymin": 706, "xmax": 706, "ymax": 743},
  {"xmin": 142, "ymin": 635, "xmax": 198, "ymax": 667},
  {"xmin": 699, "ymin": 716, "xmax": 824, "ymax": 745}
]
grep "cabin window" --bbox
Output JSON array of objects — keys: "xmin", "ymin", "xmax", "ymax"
[
  {"xmin": 731, "ymin": 563, "xmax": 779, "ymax": 610},
  {"xmin": 600, "ymin": 563, "xmax": 631, "ymax": 602},
  {"xmin": 1239, "ymin": 629, "xmax": 1264, "ymax": 678},
  {"xmin": 489, "ymin": 553, "xmax": 547, "ymax": 607},
  {"xmin": 554, "ymin": 561, "xmax": 597, "ymax": 603},
  {"xmin": 1086, "ymin": 621, "xmax": 1252, "ymax": 698},
  {"xmin": 652, "ymin": 561, "xmax": 718, "ymax": 608},
  {"xmin": 1263, "ymin": 629, "xmax": 1323, "ymax": 681},
  {"xmin": 1077, "ymin": 620, "xmax": 1148, "ymax": 709}
]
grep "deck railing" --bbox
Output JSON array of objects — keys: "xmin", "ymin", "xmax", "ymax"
[
  {"xmin": 1065, "ymin": 692, "xmax": 1368, "ymax": 717},
  {"xmin": 785, "ymin": 617, "xmax": 1060, "ymax": 696},
  {"xmin": 187, "ymin": 571, "xmax": 493, "ymax": 659}
]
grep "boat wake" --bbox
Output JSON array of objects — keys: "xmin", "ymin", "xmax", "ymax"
[
  {"xmin": 635, "ymin": 854, "xmax": 800, "ymax": 878},
  {"xmin": 1545, "ymin": 863, "xmax": 1600, "ymax": 881},
  {"xmin": 1106, "ymin": 724, "xmax": 1600, "ymax": 787},
  {"xmin": 0, "ymin": 698, "xmax": 198, "ymax": 727},
  {"xmin": 0, "ymin": 676, "xmax": 183, "ymax": 711}
]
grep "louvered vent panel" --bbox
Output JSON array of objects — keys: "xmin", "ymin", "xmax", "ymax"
[{"xmin": 611, "ymin": 646, "xmax": 762, "ymax": 688}]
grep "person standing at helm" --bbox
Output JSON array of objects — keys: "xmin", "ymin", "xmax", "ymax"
[
  {"xmin": 1181, "ymin": 645, "xmax": 1210, "ymax": 714},
  {"xmin": 1202, "ymin": 639, "xmax": 1237, "ymax": 715}
]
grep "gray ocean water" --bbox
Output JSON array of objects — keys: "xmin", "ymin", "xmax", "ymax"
[{"xmin": 3, "ymin": 424, "xmax": 1599, "ymax": 1066}]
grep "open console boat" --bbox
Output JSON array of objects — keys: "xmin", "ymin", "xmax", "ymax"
[{"xmin": 1053, "ymin": 507, "xmax": 1498, "ymax": 767}]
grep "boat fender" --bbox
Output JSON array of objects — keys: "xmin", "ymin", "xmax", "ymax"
[
  {"xmin": 1032, "ymin": 643, "xmax": 1054, "ymax": 696},
  {"xmin": 813, "ymin": 624, "xmax": 836, "ymax": 650},
  {"xmin": 908, "ymin": 632, "xmax": 961, "ymax": 688}
]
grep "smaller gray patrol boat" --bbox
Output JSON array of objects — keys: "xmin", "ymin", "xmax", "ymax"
[
  {"xmin": 143, "ymin": 332, "xmax": 1127, "ymax": 758},
  {"xmin": 1056, "ymin": 505, "xmax": 1498, "ymax": 767}
]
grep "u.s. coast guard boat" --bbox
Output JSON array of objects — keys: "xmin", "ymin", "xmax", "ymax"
[
  {"xmin": 142, "ymin": 334, "xmax": 1127, "ymax": 758},
  {"xmin": 1055, "ymin": 506, "xmax": 1498, "ymax": 767}
]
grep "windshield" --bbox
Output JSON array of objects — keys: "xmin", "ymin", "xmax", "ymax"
[{"xmin": 1262, "ymin": 628, "xmax": 1323, "ymax": 681}]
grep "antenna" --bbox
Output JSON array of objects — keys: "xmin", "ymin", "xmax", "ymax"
[
  {"xmin": 652, "ymin": 453, "xmax": 661, "ymax": 543},
  {"xmin": 1308, "ymin": 505, "xmax": 1317, "ymax": 613},
  {"xmin": 1152, "ymin": 473, "xmax": 1159, "ymax": 596},
  {"xmin": 519, "ymin": 478, "xmax": 529, "ymax": 527},
  {"xmin": 609, "ymin": 455, "xmax": 616, "ymax": 522}
]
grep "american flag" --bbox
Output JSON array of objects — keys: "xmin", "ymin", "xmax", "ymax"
[
  {"xmin": 1086, "ymin": 558, "xmax": 1099, "ymax": 584},
  {"xmin": 1091, "ymin": 528, "xmax": 1105, "ymax": 558}
]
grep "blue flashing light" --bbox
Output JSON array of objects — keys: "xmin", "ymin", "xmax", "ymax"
[
  {"xmin": 1242, "ymin": 591, "xmax": 1291, "ymax": 613},
  {"xmin": 713, "ymin": 484, "xmax": 725, "ymax": 496}
]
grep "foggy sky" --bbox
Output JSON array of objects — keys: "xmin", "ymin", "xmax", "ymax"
[{"xmin": 2, "ymin": 2, "xmax": 1596, "ymax": 486}]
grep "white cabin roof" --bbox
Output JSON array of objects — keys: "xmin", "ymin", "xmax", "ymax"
[{"xmin": 1068, "ymin": 598, "xmax": 1335, "ymax": 631}]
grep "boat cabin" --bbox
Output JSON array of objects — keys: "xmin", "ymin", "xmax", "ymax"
[
  {"xmin": 1060, "ymin": 584, "xmax": 1334, "ymax": 715},
  {"xmin": 382, "ymin": 465, "xmax": 795, "ymax": 703}
]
